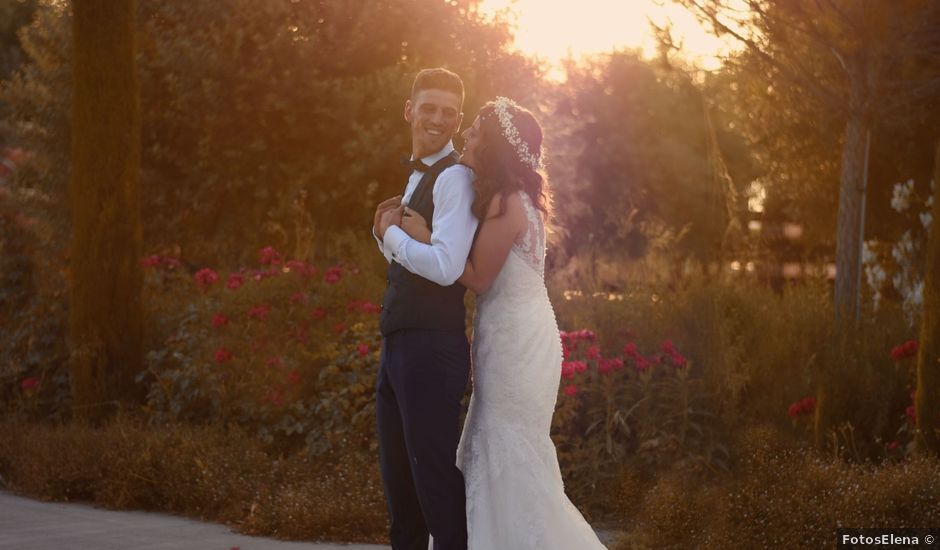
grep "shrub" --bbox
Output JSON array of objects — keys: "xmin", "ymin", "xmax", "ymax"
[
  {"xmin": 550, "ymin": 274, "xmax": 913, "ymax": 459},
  {"xmin": 552, "ymin": 328, "xmax": 728, "ymax": 517},
  {"xmin": 0, "ymin": 199, "xmax": 69, "ymax": 422},
  {"xmin": 138, "ymin": 243, "xmax": 385, "ymax": 458}
]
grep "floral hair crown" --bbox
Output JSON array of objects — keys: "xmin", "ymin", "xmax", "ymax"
[{"xmin": 490, "ymin": 96, "xmax": 542, "ymax": 171}]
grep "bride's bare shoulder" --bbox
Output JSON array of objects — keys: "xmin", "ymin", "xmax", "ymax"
[
  {"xmin": 482, "ymin": 192, "xmax": 527, "ymax": 242},
  {"xmin": 486, "ymin": 191, "xmax": 526, "ymax": 222}
]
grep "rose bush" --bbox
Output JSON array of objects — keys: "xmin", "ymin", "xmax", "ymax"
[
  {"xmin": 138, "ymin": 245, "xmax": 384, "ymax": 457},
  {"xmin": 551, "ymin": 328, "xmax": 728, "ymax": 513}
]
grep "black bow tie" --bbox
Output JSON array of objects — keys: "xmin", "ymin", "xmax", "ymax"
[{"xmin": 400, "ymin": 156, "xmax": 430, "ymax": 173}]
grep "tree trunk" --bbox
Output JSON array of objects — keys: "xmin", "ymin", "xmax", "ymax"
[
  {"xmin": 915, "ymin": 143, "xmax": 940, "ymax": 454},
  {"xmin": 816, "ymin": 72, "xmax": 868, "ymax": 449},
  {"xmin": 70, "ymin": 0, "xmax": 143, "ymax": 422},
  {"xmin": 833, "ymin": 115, "xmax": 867, "ymax": 328}
]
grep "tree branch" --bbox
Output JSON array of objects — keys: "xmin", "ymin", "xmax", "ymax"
[{"xmin": 678, "ymin": 0, "xmax": 847, "ymax": 112}]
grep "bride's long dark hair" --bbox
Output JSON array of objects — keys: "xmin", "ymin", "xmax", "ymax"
[{"xmin": 469, "ymin": 100, "xmax": 552, "ymax": 223}]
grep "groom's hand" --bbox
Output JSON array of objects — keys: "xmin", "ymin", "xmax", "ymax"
[
  {"xmin": 401, "ymin": 207, "xmax": 431, "ymax": 244},
  {"xmin": 373, "ymin": 195, "xmax": 402, "ymax": 239},
  {"xmin": 377, "ymin": 206, "xmax": 405, "ymax": 240}
]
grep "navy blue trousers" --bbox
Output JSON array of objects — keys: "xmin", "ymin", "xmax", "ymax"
[{"xmin": 376, "ymin": 328, "xmax": 471, "ymax": 550}]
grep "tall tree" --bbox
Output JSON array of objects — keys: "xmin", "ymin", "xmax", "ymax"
[
  {"xmin": 546, "ymin": 50, "xmax": 755, "ymax": 282},
  {"xmin": 7, "ymin": 0, "xmax": 537, "ymax": 267},
  {"xmin": 675, "ymin": 0, "xmax": 940, "ymax": 447},
  {"xmin": 70, "ymin": 0, "xmax": 143, "ymax": 420}
]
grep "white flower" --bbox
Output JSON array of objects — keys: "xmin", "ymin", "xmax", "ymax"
[
  {"xmin": 891, "ymin": 243, "xmax": 903, "ymax": 264},
  {"xmin": 891, "ymin": 180, "xmax": 914, "ymax": 213},
  {"xmin": 909, "ymin": 280, "xmax": 924, "ymax": 307},
  {"xmin": 899, "ymin": 230, "xmax": 914, "ymax": 254},
  {"xmin": 879, "ymin": 180, "xmax": 928, "ymax": 326},
  {"xmin": 861, "ymin": 241, "xmax": 876, "ymax": 264},
  {"xmin": 865, "ymin": 262, "xmax": 886, "ymax": 312},
  {"xmin": 491, "ymin": 97, "xmax": 542, "ymax": 171},
  {"xmin": 864, "ymin": 263, "xmax": 885, "ymax": 289},
  {"xmin": 900, "ymin": 277, "xmax": 924, "ymax": 326}
]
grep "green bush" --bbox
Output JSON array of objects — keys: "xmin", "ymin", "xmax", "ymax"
[
  {"xmin": 551, "ymin": 274, "xmax": 914, "ymax": 460},
  {"xmin": 139, "ymin": 240, "xmax": 386, "ymax": 457},
  {"xmin": 551, "ymin": 329, "xmax": 727, "ymax": 517},
  {"xmin": 0, "ymin": 207, "xmax": 69, "ymax": 422}
]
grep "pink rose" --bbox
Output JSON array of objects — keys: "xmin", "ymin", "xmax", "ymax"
[
  {"xmin": 214, "ymin": 347, "xmax": 233, "ymax": 364},
  {"xmin": 194, "ymin": 268, "xmax": 219, "ymax": 291},
  {"xmin": 258, "ymin": 246, "xmax": 282, "ymax": 265},
  {"xmin": 324, "ymin": 266, "xmax": 342, "ymax": 284},
  {"xmin": 247, "ymin": 304, "xmax": 271, "ymax": 321},
  {"xmin": 226, "ymin": 273, "xmax": 244, "ymax": 290}
]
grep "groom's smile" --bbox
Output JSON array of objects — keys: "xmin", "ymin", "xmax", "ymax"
[{"xmin": 405, "ymin": 88, "xmax": 464, "ymax": 159}]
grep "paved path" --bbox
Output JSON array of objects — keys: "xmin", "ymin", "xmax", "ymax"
[
  {"xmin": 0, "ymin": 491, "xmax": 383, "ymax": 550},
  {"xmin": 0, "ymin": 490, "xmax": 623, "ymax": 549}
]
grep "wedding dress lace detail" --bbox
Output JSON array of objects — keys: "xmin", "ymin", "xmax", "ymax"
[
  {"xmin": 512, "ymin": 191, "xmax": 546, "ymax": 277},
  {"xmin": 456, "ymin": 191, "xmax": 606, "ymax": 549}
]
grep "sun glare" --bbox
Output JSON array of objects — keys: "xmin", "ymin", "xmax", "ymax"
[{"xmin": 477, "ymin": 0, "xmax": 735, "ymax": 78}]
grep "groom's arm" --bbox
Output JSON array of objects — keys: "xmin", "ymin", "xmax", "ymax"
[
  {"xmin": 373, "ymin": 227, "xmax": 393, "ymax": 263},
  {"xmin": 382, "ymin": 165, "xmax": 477, "ymax": 286}
]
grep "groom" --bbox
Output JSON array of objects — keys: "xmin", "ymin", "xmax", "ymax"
[{"xmin": 372, "ymin": 68, "xmax": 478, "ymax": 550}]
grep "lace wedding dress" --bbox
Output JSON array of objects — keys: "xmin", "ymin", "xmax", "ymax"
[{"xmin": 456, "ymin": 191, "xmax": 607, "ymax": 549}]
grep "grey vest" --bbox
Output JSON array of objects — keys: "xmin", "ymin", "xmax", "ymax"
[{"xmin": 379, "ymin": 152, "xmax": 467, "ymax": 336}]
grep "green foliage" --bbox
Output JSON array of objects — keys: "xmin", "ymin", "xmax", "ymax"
[
  {"xmin": 0, "ymin": 0, "xmax": 37, "ymax": 91},
  {"xmin": 2, "ymin": 0, "xmax": 539, "ymax": 268},
  {"xmin": 551, "ymin": 273, "xmax": 913, "ymax": 460},
  {"xmin": 0, "ymin": 4, "xmax": 72, "ymax": 417},
  {"xmin": 551, "ymin": 331, "xmax": 728, "ymax": 516},
  {"xmin": 708, "ymin": 2, "xmax": 940, "ymax": 248},
  {"xmin": 545, "ymin": 51, "xmax": 756, "ymax": 268},
  {"xmin": 0, "ymin": 204, "xmax": 69, "ymax": 421},
  {"xmin": 0, "ymin": 1, "xmax": 71, "ymax": 255},
  {"xmin": 138, "ymin": 242, "xmax": 386, "ymax": 457}
]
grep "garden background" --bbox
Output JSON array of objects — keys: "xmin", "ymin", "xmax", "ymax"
[{"xmin": 1, "ymin": 0, "xmax": 940, "ymax": 547}]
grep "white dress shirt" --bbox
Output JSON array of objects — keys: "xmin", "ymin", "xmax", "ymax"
[{"xmin": 373, "ymin": 142, "xmax": 478, "ymax": 286}]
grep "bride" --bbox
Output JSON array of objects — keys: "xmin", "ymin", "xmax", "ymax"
[{"xmin": 398, "ymin": 97, "xmax": 607, "ymax": 549}]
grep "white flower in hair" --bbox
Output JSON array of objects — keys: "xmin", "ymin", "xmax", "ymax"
[{"xmin": 492, "ymin": 96, "xmax": 542, "ymax": 171}]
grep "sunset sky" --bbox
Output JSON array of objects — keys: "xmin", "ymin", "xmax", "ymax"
[{"xmin": 477, "ymin": 0, "xmax": 737, "ymax": 77}]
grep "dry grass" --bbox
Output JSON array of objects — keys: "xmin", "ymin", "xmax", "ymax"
[
  {"xmin": 0, "ymin": 412, "xmax": 388, "ymax": 544},
  {"xmin": 613, "ymin": 425, "xmax": 940, "ymax": 549}
]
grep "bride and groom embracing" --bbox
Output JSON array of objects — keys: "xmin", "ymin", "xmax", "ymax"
[{"xmin": 372, "ymin": 68, "xmax": 607, "ymax": 550}]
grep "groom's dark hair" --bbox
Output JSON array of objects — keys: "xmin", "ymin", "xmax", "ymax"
[{"xmin": 411, "ymin": 68, "xmax": 464, "ymax": 106}]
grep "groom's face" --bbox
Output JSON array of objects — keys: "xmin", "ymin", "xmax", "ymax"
[{"xmin": 404, "ymin": 89, "xmax": 463, "ymax": 159}]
